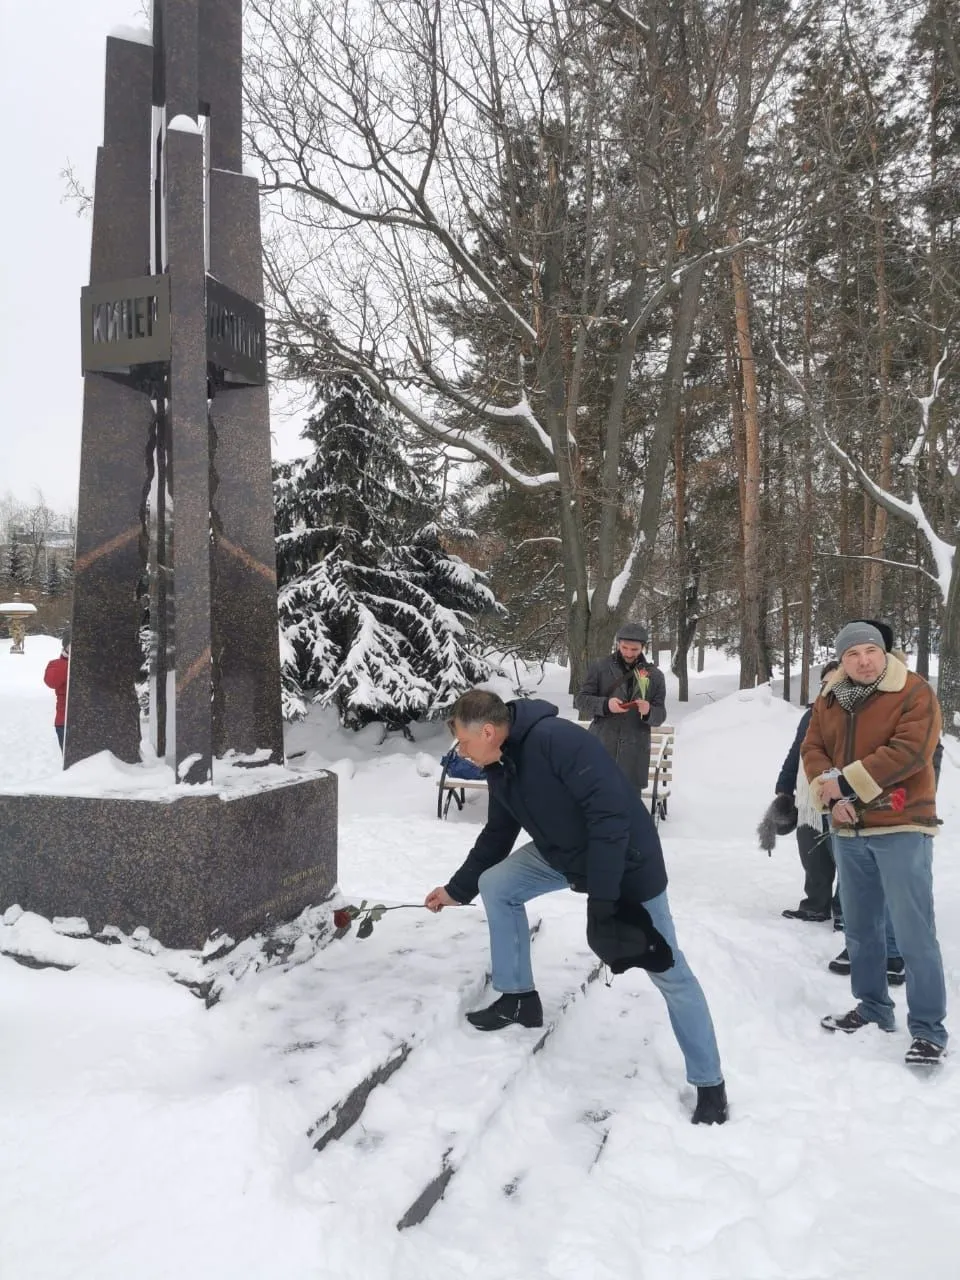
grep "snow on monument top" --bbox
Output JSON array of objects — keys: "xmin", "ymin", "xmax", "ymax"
[{"xmin": 108, "ymin": 24, "xmax": 153, "ymax": 46}]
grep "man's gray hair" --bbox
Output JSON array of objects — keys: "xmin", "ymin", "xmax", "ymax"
[{"xmin": 449, "ymin": 688, "xmax": 511, "ymax": 730}]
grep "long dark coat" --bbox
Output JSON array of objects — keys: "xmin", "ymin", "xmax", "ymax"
[{"xmin": 575, "ymin": 653, "xmax": 667, "ymax": 795}]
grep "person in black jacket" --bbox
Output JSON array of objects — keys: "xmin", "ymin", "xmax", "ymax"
[
  {"xmin": 776, "ymin": 661, "xmax": 841, "ymax": 923},
  {"xmin": 575, "ymin": 622, "xmax": 667, "ymax": 798},
  {"xmin": 424, "ymin": 688, "xmax": 727, "ymax": 1125}
]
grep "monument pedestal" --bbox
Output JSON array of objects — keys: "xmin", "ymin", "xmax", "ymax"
[{"xmin": 0, "ymin": 773, "xmax": 337, "ymax": 949}]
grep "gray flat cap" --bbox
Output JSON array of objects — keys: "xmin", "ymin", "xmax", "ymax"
[{"xmin": 615, "ymin": 622, "xmax": 648, "ymax": 644}]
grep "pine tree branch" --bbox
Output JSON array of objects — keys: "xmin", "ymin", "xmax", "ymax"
[
  {"xmin": 269, "ymin": 294, "xmax": 561, "ymax": 494},
  {"xmin": 408, "ymin": 347, "xmax": 555, "ymax": 460}
]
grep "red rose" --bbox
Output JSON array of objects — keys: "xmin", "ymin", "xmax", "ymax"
[
  {"xmin": 333, "ymin": 909, "xmax": 353, "ymax": 929},
  {"xmin": 889, "ymin": 788, "xmax": 907, "ymax": 813}
]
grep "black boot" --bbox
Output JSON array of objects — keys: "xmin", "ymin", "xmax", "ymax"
[
  {"xmin": 466, "ymin": 990, "xmax": 544, "ymax": 1031},
  {"xmin": 691, "ymin": 1082, "xmax": 728, "ymax": 1125},
  {"xmin": 828, "ymin": 949, "xmax": 905, "ymax": 986},
  {"xmin": 828, "ymin": 947, "xmax": 850, "ymax": 975},
  {"xmin": 886, "ymin": 957, "xmax": 906, "ymax": 986}
]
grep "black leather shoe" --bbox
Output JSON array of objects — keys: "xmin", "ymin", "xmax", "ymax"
[
  {"xmin": 905, "ymin": 1038, "xmax": 945, "ymax": 1067},
  {"xmin": 466, "ymin": 991, "xmax": 543, "ymax": 1031},
  {"xmin": 828, "ymin": 949, "xmax": 905, "ymax": 985},
  {"xmin": 821, "ymin": 1008, "xmax": 869, "ymax": 1033},
  {"xmin": 692, "ymin": 1082, "xmax": 728, "ymax": 1125},
  {"xmin": 782, "ymin": 908, "xmax": 831, "ymax": 922},
  {"xmin": 821, "ymin": 1008, "xmax": 894, "ymax": 1034},
  {"xmin": 828, "ymin": 948, "xmax": 851, "ymax": 975}
]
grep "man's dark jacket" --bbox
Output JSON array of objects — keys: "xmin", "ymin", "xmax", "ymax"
[
  {"xmin": 445, "ymin": 699, "xmax": 668, "ymax": 907},
  {"xmin": 776, "ymin": 707, "xmax": 813, "ymax": 796}
]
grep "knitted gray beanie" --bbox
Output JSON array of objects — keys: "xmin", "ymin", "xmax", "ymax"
[{"xmin": 834, "ymin": 621, "xmax": 884, "ymax": 658}]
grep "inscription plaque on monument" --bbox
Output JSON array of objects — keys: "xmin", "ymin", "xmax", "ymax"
[
  {"xmin": 81, "ymin": 274, "xmax": 171, "ymax": 371},
  {"xmin": 206, "ymin": 276, "xmax": 267, "ymax": 384},
  {"xmin": 0, "ymin": 1, "xmax": 337, "ymax": 948}
]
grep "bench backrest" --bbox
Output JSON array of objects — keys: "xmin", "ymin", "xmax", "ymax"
[{"xmin": 644, "ymin": 725, "xmax": 674, "ymax": 794}]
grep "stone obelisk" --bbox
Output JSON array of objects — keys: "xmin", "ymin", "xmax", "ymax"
[
  {"xmin": 70, "ymin": 0, "xmax": 284, "ymax": 784},
  {"xmin": 0, "ymin": 2, "xmax": 337, "ymax": 948}
]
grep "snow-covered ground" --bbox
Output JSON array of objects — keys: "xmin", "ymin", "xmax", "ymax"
[{"xmin": 1, "ymin": 637, "xmax": 958, "ymax": 1279}]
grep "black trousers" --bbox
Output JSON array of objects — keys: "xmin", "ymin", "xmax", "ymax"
[{"xmin": 796, "ymin": 824, "xmax": 839, "ymax": 918}]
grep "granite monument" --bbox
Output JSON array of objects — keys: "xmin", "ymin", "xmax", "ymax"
[{"xmin": 0, "ymin": 0, "xmax": 337, "ymax": 948}]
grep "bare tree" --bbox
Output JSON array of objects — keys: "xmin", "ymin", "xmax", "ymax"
[
  {"xmin": 246, "ymin": 0, "xmax": 790, "ymax": 686},
  {"xmin": 59, "ymin": 161, "xmax": 93, "ymax": 217}
]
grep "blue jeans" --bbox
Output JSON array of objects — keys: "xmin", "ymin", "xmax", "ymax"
[
  {"xmin": 833, "ymin": 868, "xmax": 898, "ymax": 958},
  {"xmin": 833, "ymin": 832, "xmax": 947, "ymax": 1048},
  {"xmin": 476, "ymin": 842, "xmax": 724, "ymax": 1086}
]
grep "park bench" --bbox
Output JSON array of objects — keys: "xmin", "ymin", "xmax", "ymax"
[{"xmin": 436, "ymin": 722, "xmax": 675, "ymax": 825}]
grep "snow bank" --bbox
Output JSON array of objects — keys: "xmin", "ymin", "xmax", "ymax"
[{"xmin": 1, "ymin": 643, "xmax": 958, "ymax": 1279}]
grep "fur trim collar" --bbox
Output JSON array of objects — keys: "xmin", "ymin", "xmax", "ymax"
[{"xmin": 828, "ymin": 652, "xmax": 908, "ymax": 699}]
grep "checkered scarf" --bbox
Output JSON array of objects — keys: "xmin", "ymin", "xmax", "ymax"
[{"xmin": 831, "ymin": 663, "xmax": 887, "ymax": 714}]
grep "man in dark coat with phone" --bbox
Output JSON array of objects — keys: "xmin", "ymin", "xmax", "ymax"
[{"xmin": 575, "ymin": 622, "xmax": 667, "ymax": 797}]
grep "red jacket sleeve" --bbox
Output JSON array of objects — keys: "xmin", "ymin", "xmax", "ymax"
[{"xmin": 44, "ymin": 657, "xmax": 68, "ymax": 692}]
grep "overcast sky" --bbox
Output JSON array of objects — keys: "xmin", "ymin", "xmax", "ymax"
[{"xmin": 0, "ymin": 0, "xmax": 304, "ymax": 517}]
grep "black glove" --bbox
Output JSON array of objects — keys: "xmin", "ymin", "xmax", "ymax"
[
  {"xmin": 757, "ymin": 793, "xmax": 798, "ymax": 853},
  {"xmin": 586, "ymin": 897, "xmax": 674, "ymax": 975}
]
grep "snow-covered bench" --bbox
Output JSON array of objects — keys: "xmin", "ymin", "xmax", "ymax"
[
  {"xmin": 436, "ymin": 723, "xmax": 675, "ymax": 826},
  {"xmin": 645, "ymin": 724, "xmax": 674, "ymax": 824}
]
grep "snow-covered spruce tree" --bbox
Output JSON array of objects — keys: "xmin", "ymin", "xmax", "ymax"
[
  {"xmin": 274, "ymin": 377, "xmax": 496, "ymax": 728},
  {"xmin": 4, "ymin": 539, "xmax": 31, "ymax": 589},
  {"xmin": 42, "ymin": 554, "xmax": 62, "ymax": 598}
]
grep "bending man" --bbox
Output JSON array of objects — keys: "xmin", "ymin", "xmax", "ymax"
[{"xmin": 424, "ymin": 688, "xmax": 727, "ymax": 1125}]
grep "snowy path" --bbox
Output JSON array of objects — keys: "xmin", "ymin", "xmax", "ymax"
[{"xmin": 1, "ymin": 642, "xmax": 959, "ymax": 1278}]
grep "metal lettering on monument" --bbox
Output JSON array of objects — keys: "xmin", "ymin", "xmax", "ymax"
[
  {"xmin": 206, "ymin": 276, "xmax": 266, "ymax": 384},
  {"xmin": 81, "ymin": 275, "xmax": 171, "ymax": 372}
]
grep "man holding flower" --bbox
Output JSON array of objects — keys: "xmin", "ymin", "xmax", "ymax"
[
  {"xmin": 575, "ymin": 622, "xmax": 667, "ymax": 799},
  {"xmin": 801, "ymin": 622, "xmax": 947, "ymax": 1066}
]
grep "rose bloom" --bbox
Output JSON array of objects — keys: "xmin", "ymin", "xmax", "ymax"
[
  {"xmin": 333, "ymin": 909, "xmax": 353, "ymax": 929},
  {"xmin": 889, "ymin": 788, "xmax": 907, "ymax": 813}
]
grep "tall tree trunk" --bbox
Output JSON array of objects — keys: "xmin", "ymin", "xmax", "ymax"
[
  {"xmin": 800, "ymin": 270, "xmax": 815, "ymax": 704},
  {"xmin": 673, "ymin": 566, "xmax": 700, "ymax": 702},
  {"xmin": 672, "ymin": 401, "xmax": 690, "ymax": 702},
  {"xmin": 864, "ymin": 182, "xmax": 893, "ymax": 615},
  {"xmin": 731, "ymin": 238, "xmax": 762, "ymax": 688},
  {"xmin": 671, "ymin": 403, "xmax": 699, "ymax": 702},
  {"xmin": 781, "ymin": 585, "xmax": 791, "ymax": 702},
  {"xmin": 839, "ymin": 470, "xmax": 857, "ymax": 617},
  {"xmin": 936, "ymin": 567, "xmax": 960, "ymax": 726},
  {"xmin": 917, "ymin": 532, "xmax": 931, "ymax": 680}
]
